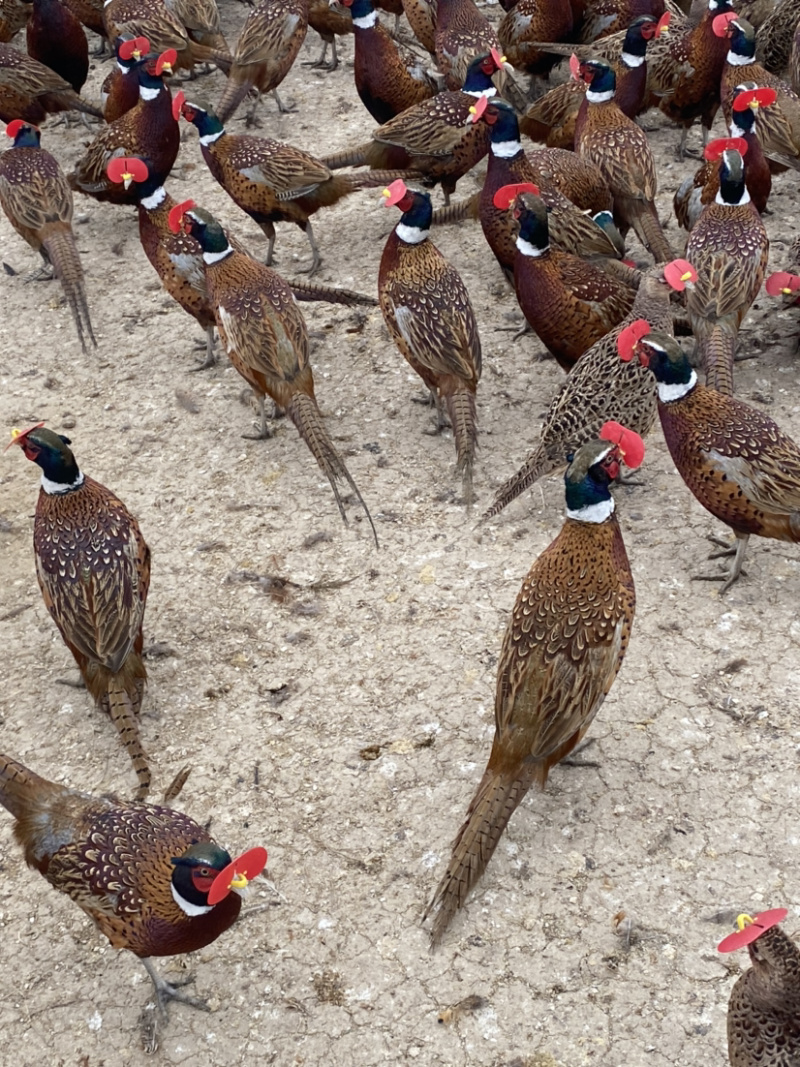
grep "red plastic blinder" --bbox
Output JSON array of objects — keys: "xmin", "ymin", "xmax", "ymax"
[
  {"xmin": 718, "ymin": 909, "xmax": 788, "ymax": 953},
  {"xmin": 207, "ymin": 847, "xmax": 268, "ymax": 906},
  {"xmin": 599, "ymin": 421, "xmax": 645, "ymax": 470},
  {"xmin": 617, "ymin": 318, "xmax": 651, "ymax": 362},
  {"xmin": 492, "ymin": 182, "xmax": 539, "ymax": 210}
]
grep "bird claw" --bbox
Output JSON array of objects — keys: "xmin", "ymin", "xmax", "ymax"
[
  {"xmin": 24, "ymin": 265, "xmax": 54, "ymax": 283},
  {"xmin": 691, "ymin": 569, "xmax": 746, "ymax": 595}
]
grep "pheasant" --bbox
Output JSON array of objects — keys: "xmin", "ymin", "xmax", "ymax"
[
  {"xmin": 484, "ymin": 259, "xmax": 695, "ymax": 519},
  {"xmin": 168, "ymin": 202, "xmax": 377, "ymax": 542},
  {"xmin": 619, "ymin": 326, "xmax": 800, "ymax": 593},
  {"xmin": 758, "ymin": 0, "xmax": 800, "ymax": 78},
  {"xmin": 0, "ymin": 121, "xmax": 96, "ymax": 354},
  {"xmin": 716, "ymin": 14, "xmax": 800, "ymax": 162},
  {"xmin": 424, "ymin": 424, "xmax": 644, "ymax": 944},
  {"xmin": 164, "ymin": 0, "xmax": 229, "ymax": 55},
  {"xmin": 402, "ymin": 0, "xmax": 436, "ymax": 54},
  {"xmin": 0, "ymin": 752, "xmax": 266, "ymax": 1038},
  {"xmin": 574, "ymin": 59, "xmax": 673, "ymax": 264},
  {"xmin": 579, "ymin": 0, "xmax": 667, "ymax": 42},
  {"xmin": 101, "ymin": 35, "xmax": 150, "ymax": 122},
  {"xmin": 494, "ymin": 182, "xmax": 635, "ymax": 371},
  {"xmin": 26, "ymin": 0, "xmax": 89, "ymax": 96},
  {"xmin": 320, "ymin": 50, "xmax": 508, "ymax": 203},
  {"xmin": 646, "ymin": 0, "xmax": 736, "ymax": 157},
  {"xmin": 0, "ymin": 0, "xmax": 28, "ymax": 42},
  {"xmin": 307, "ymin": 0, "xmax": 352, "ymax": 71},
  {"xmin": 7, "ymin": 425, "xmax": 152, "ymax": 799},
  {"xmin": 103, "ymin": 0, "xmax": 231, "ymax": 74},
  {"xmin": 434, "ymin": 0, "xmax": 502, "ymax": 90},
  {"xmin": 497, "ymin": 0, "xmax": 573, "ymax": 79},
  {"xmin": 69, "ymin": 49, "xmax": 183, "ymax": 205},
  {"xmin": 342, "ymin": 0, "xmax": 437, "ymax": 124},
  {"xmin": 61, "ymin": 0, "xmax": 106, "ymax": 40},
  {"xmin": 684, "ymin": 139, "xmax": 769, "ymax": 395},
  {"xmin": 181, "ymin": 101, "xmax": 416, "ymax": 275},
  {"xmin": 519, "ymin": 12, "xmax": 670, "ymax": 140},
  {"xmin": 379, "ymin": 181, "xmax": 482, "ymax": 504},
  {"xmin": 718, "ymin": 910, "xmax": 800, "ymax": 1067},
  {"xmin": 0, "ymin": 41, "xmax": 102, "ymax": 124},
  {"xmin": 475, "ymin": 98, "xmax": 623, "ymax": 285},
  {"xmin": 215, "ymin": 0, "xmax": 308, "ymax": 123},
  {"xmin": 673, "ymin": 84, "xmax": 775, "ymax": 232}
]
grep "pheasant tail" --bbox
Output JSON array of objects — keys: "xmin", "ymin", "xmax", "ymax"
[
  {"xmin": 216, "ymin": 79, "xmax": 252, "ymax": 123},
  {"xmin": 287, "ymin": 391, "xmax": 378, "ymax": 546},
  {"xmin": 42, "ymin": 92, "xmax": 103, "ymax": 119},
  {"xmin": 319, "ymin": 144, "xmax": 371, "ymax": 169},
  {"xmin": 696, "ymin": 323, "xmax": 736, "ymax": 395},
  {"xmin": 106, "ymin": 672, "xmax": 150, "ymax": 801},
  {"xmin": 431, "ymin": 196, "xmax": 478, "ymax": 226},
  {"xmin": 444, "ymin": 387, "xmax": 477, "ymax": 505},
  {"xmin": 629, "ymin": 200, "xmax": 673, "ymax": 264},
  {"xmin": 483, "ymin": 442, "xmax": 557, "ymax": 519},
  {"xmin": 289, "ymin": 279, "xmax": 377, "ymax": 307},
  {"xmin": 42, "ymin": 228, "xmax": 96, "ymax": 354},
  {"xmin": 0, "ymin": 754, "xmax": 48, "ymax": 823},
  {"xmin": 424, "ymin": 769, "xmax": 531, "ymax": 945}
]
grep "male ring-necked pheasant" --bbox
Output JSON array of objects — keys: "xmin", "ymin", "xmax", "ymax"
[
  {"xmin": 379, "ymin": 180, "xmax": 482, "ymax": 504},
  {"xmin": 181, "ymin": 101, "xmax": 416, "ymax": 275},
  {"xmin": 7, "ymin": 425, "xmax": 152, "ymax": 799},
  {"xmin": 493, "ymin": 181, "xmax": 635, "ymax": 371},
  {"xmin": 684, "ymin": 139, "xmax": 769, "ymax": 395},
  {"xmin": 620, "ymin": 326, "xmax": 800, "ymax": 593},
  {"xmin": 0, "ymin": 120, "xmax": 96, "ymax": 354},
  {"xmin": 0, "ymin": 752, "xmax": 266, "ymax": 1041},
  {"xmin": 424, "ymin": 423, "xmax": 644, "ymax": 943},
  {"xmin": 574, "ymin": 58, "xmax": 673, "ymax": 263},
  {"xmin": 169, "ymin": 202, "xmax": 377, "ymax": 542},
  {"xmin": 718, "ymin": 909, "xmax": 800, "ymax": 1067}
]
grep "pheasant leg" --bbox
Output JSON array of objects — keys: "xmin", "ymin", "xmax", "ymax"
[
  {"xmin": 692, "ymin": 533, "xmax": 750, "ymax": 594},
  {"xmin": 141, "ymin": 958, "xmax": 209, "ymax": 1017},
  {"xmin": 190, "ymin": 327, "xmax": 217, "ymax": 370},
  {"xmin": 242, "ymin": 396, "xmax": 275, "ymax": 440},
  {"xmin": 297, "ymin": 221, "xmax": 322, "ymax": 276}
]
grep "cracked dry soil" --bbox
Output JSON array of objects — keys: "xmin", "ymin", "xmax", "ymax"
[{"xmin": 2, "ymin": 5, "xmax": 800, "ymax": 1065}]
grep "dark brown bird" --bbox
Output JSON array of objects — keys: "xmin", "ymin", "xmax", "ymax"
[
  {"xmin": 718, "ymin": 909, "xmax": 800, "ymax": 1067},
  {"xmin": 0, "ymin": 120, "xmax": 96, "ymax": 353},
  {"xmin": 307, "ymin": 0, "xmax": 352, "ymax": 71},
  {"xmin": 0, "ymin": 40, "xmax": 101, "ymax": 123},
  {"xmin": 673, "ymin": 83, "xmax": 774, "ymax": 232},
  {"xmin": 342, "ymin": 0, "xmax": 436, "ymax": 124},
  {"xmin": 494, "ymin": 182, "xmax": 635, "ymax": 371},
  {"xmin": 424, "ymin": 425, "xmax": 644, "ymax": 944},
  {"xmin": 645, "ymin": 0, "xmax": 736, "ymax": 158},
  {"xmin": 320, "ymin": 50, "xmax": 504, "ymax": 203},
  {"xmin": 26, "ymin": 0, "xmax": 89, "ymax": 95},
  {"xmin": 684, "ymin": 140, "xmax": 768, "ymax": 395},
  {"xmin": 170, "ymin": 203, "xmax": 377, "ymax": 541},
  {"xmin": 379, "ymin": 181, "xmax": 482, "ymax": 503},
  {"xmin": 620, "ymin": 327, "xmax": 800, "ymax": 593},
  {"xmin": 101, "ymin": 35, "xmax": 149, "ymax": 123},
  {"xmin": 579, "ymin": 0, "xmax": 666, "ymax": 42},
  {"xmin": 0, "ymin": 752, "xmax": 266, "ymax": 1038},
  {"xmin": 103, "ymin": 0, "xmax": 231, "ymax": 74},
  {"xmin": 69, "ymin": 49, "xmax": 181, "ymax": 204},
  {"xmin": 575, "ymin": 58, "xmax": 673, "ymax": 263},
  {"xmin": 7, "ymin": 425, "xmax": 152, "ymax": 798},
  {"xmin": 475, "ymin": 99, "xmax": 623, "ymax": 286},
  {"xmin": 215, "ymin": 0, "xmax": 308, "ymax": 123},
  {"xmin": 484, "ymin": 259, "xmax": 695, "ymax": 519},
  {"xmin": 497, "ymin": 0, "xmax": 574, "ymax": 78},
  {"xmin": 60, "ymin": 0, "xmax": 105, "ymax": 40},
  {"xmin": 181, "ymin": 101, "xmax": 416, "ymax": 275}
]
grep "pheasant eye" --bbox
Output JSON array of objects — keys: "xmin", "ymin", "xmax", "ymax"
[{"xmin": 191, "ymin": 866, "xmax": 218, "ymax": 890}]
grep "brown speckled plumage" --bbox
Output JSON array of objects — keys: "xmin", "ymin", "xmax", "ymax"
[
  {"xmin": 379, "ymin": 188, "xmax": 481, "ymax": 503},
  {"xmin": 0, "ymin": 41, "xmax": 102, "ymax": 124},
  {"xmin": 10, "ymin": 428, "xmax": 151, "ymax": 799},
  {"xmin": 580, "ymin": 0, "xmax": 666, "ymax": 42},
  {"xmin": 435, "ymin": 0, "xmax": 500, "ymax": 89},
  {"xmin": 216, "ymin": 0, "xmax": 308, "ymax": 122},
  {"xmin": 497, "ymin": 0, "xmax": 573, "ymax": 78},
  {"xmin": 183, "ymin": 103, "xmax": 416, "ymax": 274},
  {"xmin": 575, "ymin": 60, "xmax": 673, "ymax": 263},
  {"xmin": 69, "ymin": 62, "xmax": 179, "ymax": 205},
  {"xmin": 402, "ymin": 0, "xmax": 436, "ymax": 54},
  {"xmin": 320, "ymin": 52, "xmax": 500, "ymax": 201},
  {"xmin": 104, "ymin": 0, "xmax": 231, "ymax": 72},
  {"xmin": 425, "ymin": 439, "xmax": 636, "ymax": 943},
  {"xmin": 0, "ymin": 0, "xmax": 29, "ymax": 42},
  {"xmin": 185, "ymin": 210, "xmax": 376, "ymax": 540},
  {"xmin": 684, "ymin": 148, "xmax": 768, "ymax": 395},
  {"xmin": 727, "ymin": 923, "xmax": 800, "ymax": 1067},
  {"xmin": 484, "ymin": 264, "xmax": 671, "ymax": 518},
  {"xmin": 0, "ymin": 127, "xmax": 95, "ymax": 354}
]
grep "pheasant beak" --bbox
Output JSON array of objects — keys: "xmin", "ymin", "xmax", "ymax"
[
  {"xmin": 121, "ymin": 170, "xmax": 135, "ymax": 190},
  {"xmin": 5, "ymin": 422, "xmax": 44, "ymax": 451},
  {"xmin": 230, "ymin": 871, "xmax": 249, "ymax": 891},
  {"xmin": 160, "ymin": 61, "xmax": 173, "ymax": 74},
  {"xmin": 736, "ymin": 914, "xmax": 755, "ymax": 930}
]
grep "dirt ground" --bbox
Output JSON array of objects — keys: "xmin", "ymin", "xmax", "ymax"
[{"xmin": 2, "ymin": 4, "xmax": 800, "ymax": 1065}]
